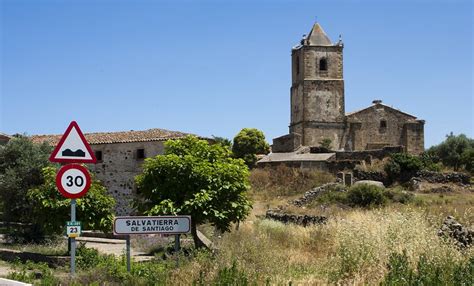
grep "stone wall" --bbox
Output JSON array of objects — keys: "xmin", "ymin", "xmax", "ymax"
[
  {"xmin": 272, "ymin": 133, "xmax": 302, "ymax": 153},
  {"xmin": 88, "ymin": 141, "xmax": 166, "ymax": 215},
  {"xmin": 265, "ymin": 209, "xmax": 327, "ymax": 226},
  {"xmin": 335, "ymin": 146, "xmax": 403, "ymax": 161},
  {"xmin": 403, "ymin": 122, "xmax": 425, "ymax": 154},
  {"xmin": 415, "ymin": 171, "xmax": 470, "ymax": 185}
]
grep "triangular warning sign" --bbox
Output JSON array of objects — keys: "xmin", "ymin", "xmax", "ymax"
[{"xmin": 49, "ymin": 121, "xmax": 97, "ymax": 164}]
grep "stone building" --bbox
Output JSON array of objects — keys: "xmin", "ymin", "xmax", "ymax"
[
  {"xmin": 272, "ymin": 23, "xmax": 425, "ymax": 155},
  {"xmin": 0, "ymin": 133, "xmax": 11, "ymax": 145},
  {"xmin": 31, "ymin": 128, "xmax": 193, "ymax": 215}
]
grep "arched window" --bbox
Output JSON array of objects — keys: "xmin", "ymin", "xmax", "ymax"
[
  {"xmin": 296, "ymin": 56, "xmax": 300, "ymax": 75},
  {"xmin": 319, "ymin": 58, "xmax": 328, "ymax": 71},
  {"xmin": 380, "ymin": 120, "xmax": 387, "ymax": 128}
]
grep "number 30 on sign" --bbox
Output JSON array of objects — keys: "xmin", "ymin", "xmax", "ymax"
[{"xmin": 56, "ymin": 164, "xmax": 91, "ymax": 198}]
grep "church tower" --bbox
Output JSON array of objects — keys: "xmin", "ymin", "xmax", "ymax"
[{"xmin": 289, "ymin": 23, "xmax": 345, "ymax": 149}]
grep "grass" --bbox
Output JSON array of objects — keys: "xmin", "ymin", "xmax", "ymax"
[
  {"xmin": 1, "ymin": 167, "xmax": 472, "ymax": 285},
  {"xmin": 0, "ymin": 239, "xmax": 68, "ymax": 256},
  {"xmin": 249, "ymin": 165, "xmax": 334, "ymax": 200}
]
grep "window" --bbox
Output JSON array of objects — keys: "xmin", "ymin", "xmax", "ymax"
[
  {"xmin": 319, "ymin": 58, "xmax": 328, "ymax": 71},
  {"xmin": 296, "ymin": 56, "xmax": 300, "ymax": 75},
  {"xmin": 95, "ymin": 151, "xmax": 103, "ymax": 162},
  {"xmin": 136, "ymin": 148, "xmax": 145, "ymax": 160},
  {"xmin": 380, "ymin": 120, "xmax": 387, "ymax": 128}
]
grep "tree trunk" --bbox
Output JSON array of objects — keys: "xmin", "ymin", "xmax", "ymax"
[{"xmin": 191, "ymin": 218, "xmax": 206, "ymax": 249}]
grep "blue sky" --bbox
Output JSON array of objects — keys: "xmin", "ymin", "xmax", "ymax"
[{"xmin": 1, "ymin": 0, "xmax": 472, "ymax": 148}]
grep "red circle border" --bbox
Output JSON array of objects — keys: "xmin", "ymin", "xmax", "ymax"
[{"xmin": 56, "ymin": 164, "xmax": 91, "ymax": 199}]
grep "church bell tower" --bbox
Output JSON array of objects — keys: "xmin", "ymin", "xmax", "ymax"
[{"xmin": 289, "ymin": 23, "xmax": 345, "ymax": 149}]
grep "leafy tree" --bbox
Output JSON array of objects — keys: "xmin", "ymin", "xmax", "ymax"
[
  {"xmin": 212, "ymin": 135, "xmax": 232, "ymax": 149},
  {"xmin": 319, "ymin": 138, "xmax": 332, "ymax": 150},
  {"xmin": 0, "ymin": 136, "xmax": 115, "ymax": 242},
  {"xmin": 460, "ymin": 147, "xmax": 474, "ymax": 173},
  {"xmin": 0, "ymin": 136, "xmax": 52, "ymax": 240},
  {"xmin": 384, "ymin": 153, "xmax": 424, "ymax": 183},
  {"xmin": 232, "ymin": 128, "xmax": 270, "ymax": 168},
  {"xmin": 27, "ymin": 166, "xmax": 115, "ymax": 241},
  {"xmin": 135, "ymin": 135, "xmax": 252, "ymax": 248},
  {"xmin": 427, "ymin": 133, "xmax": 474, "ymax": 171}
]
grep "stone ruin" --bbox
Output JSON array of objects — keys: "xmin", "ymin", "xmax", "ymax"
[{"xmin": 438, "ymin": 216, "xmax": 473, "ymax": 248}]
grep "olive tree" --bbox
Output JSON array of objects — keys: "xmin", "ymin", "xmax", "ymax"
[
  {"xmin": 135, "ymin": 136, "xmax": 252, "ymax": 248},
  {"xmin": 427, "ymin": 133, "xmax": 474, "ymax": 171}
]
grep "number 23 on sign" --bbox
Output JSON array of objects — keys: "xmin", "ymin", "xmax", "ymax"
[{"xmin": 66, "ymin": 221, "xmax": 81, "ymax": 238}]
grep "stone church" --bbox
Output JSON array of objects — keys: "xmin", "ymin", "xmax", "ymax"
[{"xmin": 272, "ymin": 23, "xmax": 425, "ymax": 155}]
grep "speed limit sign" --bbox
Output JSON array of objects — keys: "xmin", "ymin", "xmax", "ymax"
[{"xmin": 56, "ymin": 164, "xmax": 91, "ymax": 198}]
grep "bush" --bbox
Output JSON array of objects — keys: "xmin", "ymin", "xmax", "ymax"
[
  {"xmin": 384, "ymin": 153, "xmax": 424, "ymax": 183},
  {"xmin": 346, "ymin": 184, "xmax": 386, "ymax": 208},
  {"xmin": 26, "ymin": 166, "xmax": 115, "ymax": 241}
]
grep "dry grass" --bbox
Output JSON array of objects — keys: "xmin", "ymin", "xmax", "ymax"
[
  {"xmin": 249, "ymin": 165, "xmax": 334, "ymax": 201},
  {"xmin": 165, "ymin": 207, "xmax": 472, "ymax": 285}
]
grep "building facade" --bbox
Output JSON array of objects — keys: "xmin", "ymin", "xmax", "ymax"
[
  {"xmin": 273, "ymin": 23, "xmax": 425, "ymax": 154},
  {"xmin": 31, "ymin": 128, "xmax": 192, "ymax": 215}
]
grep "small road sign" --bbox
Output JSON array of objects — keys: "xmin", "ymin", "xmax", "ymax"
[
  {"xmin": 56, "ymin": 164, "xmax": 91, "ymax": 199},
  {"xmin": 49, "ymin": 121, "xmax": 97, "ymax": 164},
  {"xmin": 66, "ymin": 221, "xmax": 81, "ymax": 238},
  {"xmin": 113, "ymin": 216, "xmax": 191, "ymax": 235}
]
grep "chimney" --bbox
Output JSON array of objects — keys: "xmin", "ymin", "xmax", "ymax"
[{"xmin": 372, "ymin": 100, "xmax": 382, "ymax": 104}]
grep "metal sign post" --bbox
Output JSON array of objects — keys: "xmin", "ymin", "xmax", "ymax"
[
  {"xmin": 49, "ymin": 121, "xmax": 97, "ymax": 277},
  {"xmin": 175, "ymin": 234, "xmax": 181, "ymax": 268},
  {"xmin": 126, "ymin": 235, "xmax": 131, "ymax": 272},
  {"xmin": 70, "ymin": 199, "xmax": 76, "ymax": 276},
  {"xmin": 114, "ymin": 216, "xmax": 191, "ymax": 272}
]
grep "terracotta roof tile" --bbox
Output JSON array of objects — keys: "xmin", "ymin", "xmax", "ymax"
[{"xmin": 30, "ymin": 128, "xmax": 193, "ymax": 145}]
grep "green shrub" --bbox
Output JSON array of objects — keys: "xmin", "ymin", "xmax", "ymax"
[
  {"xmin": 194, "ymin": 260, "xmax": 262, "ymax": 286},
  {"xmin": 384, "ymin": 153, "xmax": 424, "ymax": 183},
  {"xmin": 384, "ymin": 188, "xmax": 414, "ymax": 204},
  {"xmin": 76, "ymin": 243, "xmax": 101, "ymax": 270},
  {"xmin": 7, "ymin": 261, "xmax": 59, "ymax": 286},
  {"xmin": 346, "ymin": 184, "xmax": 386, "ymax": 208},
  {"xmin": 382, "ymin": 251, "xmax": 474, "ymax": 286}
]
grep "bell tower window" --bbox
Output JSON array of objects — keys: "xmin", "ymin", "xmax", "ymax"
[{"xmin": 319, "ymin": 58, "xmax": 328, "ymax": 71}]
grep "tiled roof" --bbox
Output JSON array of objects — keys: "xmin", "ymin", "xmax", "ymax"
[
  {"xmin": 258, "ymin": 152, "xmax": 335, "ymax": 163},
  {"xmin": 30, "ymin": 128, "xmax": 193, "ymax": 145}
]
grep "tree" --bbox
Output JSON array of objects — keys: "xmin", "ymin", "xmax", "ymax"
[
  {"xmin": 232, "ymin": 128, "xmax": 270, "ymax": 168},
  {"xmin": 135, "ymin": 135, "xmax": 252, "ymax": 248},
  {"xmin": 27, "ymin": 166, "xmax": 115, "ymax": 241},
  {"xmin": 212, "ymin": 135, "xmax": 232, "ymax": 149},
  {"xmin": 0, "ymin": 136, "xmax": 52, "ymax": 240},
  {"xmin": 384, "ymin": 153, "xmax": 424, "ymax": 183},
  {"xmin": 427, "ymin": 133, "xmax": 474, "ymax": 171}
]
